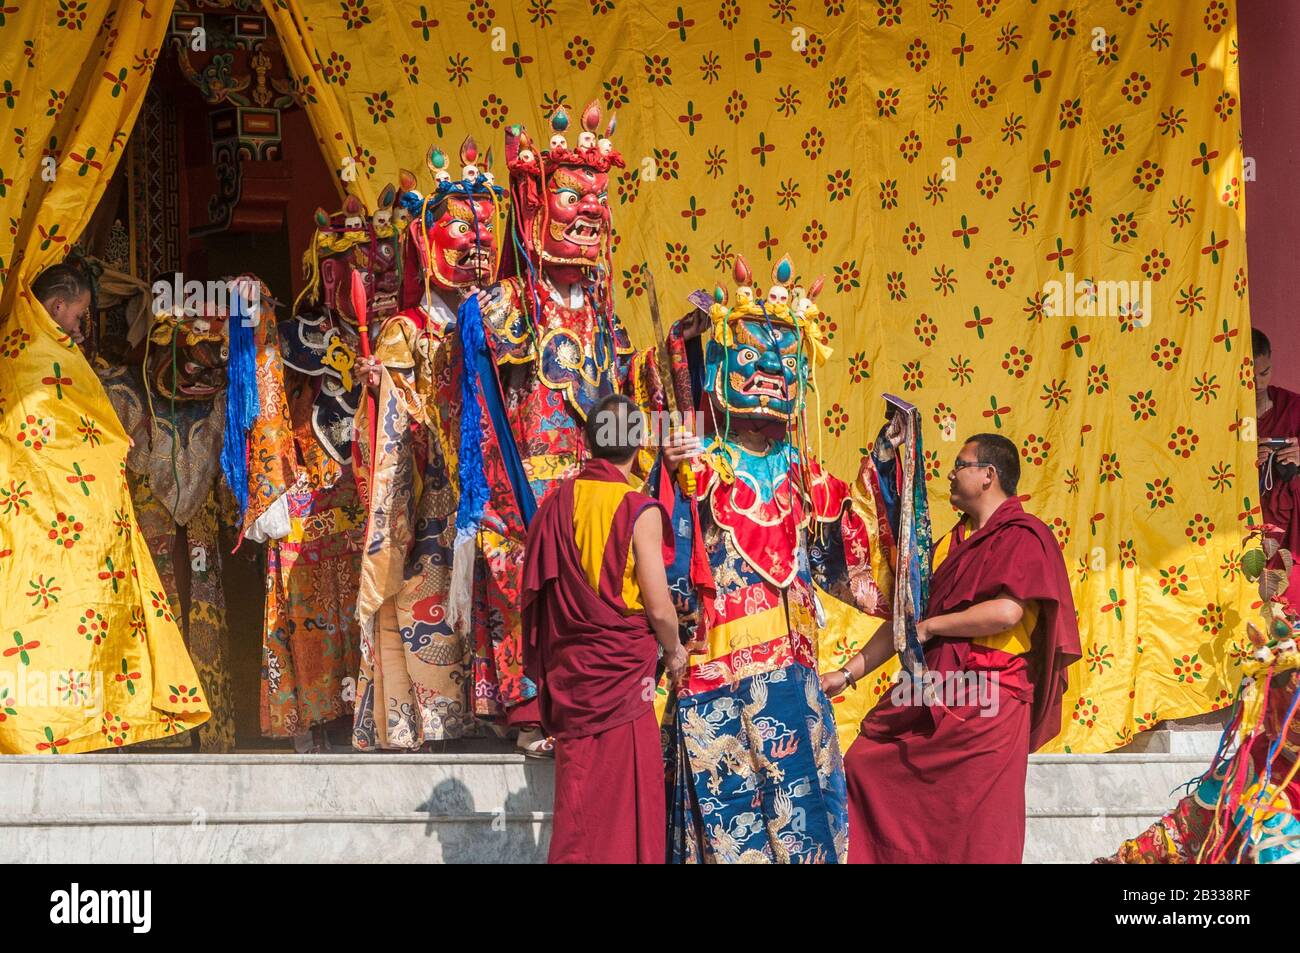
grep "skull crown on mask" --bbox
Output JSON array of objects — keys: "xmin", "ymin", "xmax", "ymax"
[
  {"xmin": 505, "ymin": 99, "xmax": 623, "ymax": 271},
  {"xmin": 704, "ymin": 254, "xmax": 829, "ymax": 423}
]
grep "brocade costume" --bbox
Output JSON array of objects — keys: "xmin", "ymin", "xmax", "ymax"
[
  {"xmin": 97, "ymin": 300, "xmax": 248, "ymax": 751},
  {"xmin": 661, "ymin": 255, "xmax": 896, "ymax": 863},
  {"xmin": 1099, "ymin": 529, "xmax": 1300, "ymax": 865},
  {"xmin": 352, "ymin": 140, "xmax": 503, "ymax": 748},
  {"xmin": 452, "ymin": 102, "xmax": 661, "ymax": 724},
  {"xmin": 248, "ymin": 192, "xmax": 411, "ymax": 740}
]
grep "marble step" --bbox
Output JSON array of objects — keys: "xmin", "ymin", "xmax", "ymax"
[
  {"xmin": 0, "ymin": 752, "xmax": 1213, "ymax": 863},
  {"xmin": 1115, "ymin": 724, "xmax": 1229, "ymax": 756},
  {"xmin": 1025, "ymin": 815, "xmax": 1175, "ymax": 865},
  {"xmin": 1028, "ymin": 753, "xmax": 1208, "ymax": 863},
  {"xmin": 1028, "ymin": 753, "xmax": 1206, "ymax": 812},
  {"xmin": 3, "ymin": 753, "xmax": 554, "ymax": 818},
  {"xmin": 1, "ymin": 753, "xmax": 550, "ymax": 863}
]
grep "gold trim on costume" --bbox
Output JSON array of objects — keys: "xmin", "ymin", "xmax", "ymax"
[{"xmin": 705, "ymin": 605, "xmax": 788, "ymax": 665}]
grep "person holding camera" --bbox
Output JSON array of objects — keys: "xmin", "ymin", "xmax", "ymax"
[{"xmin": 1254, "ymin": 330, "xmax": 1300, "ymax": 558}]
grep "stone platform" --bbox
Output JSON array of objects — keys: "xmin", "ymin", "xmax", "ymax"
[{"xmin": 0, "ymin": 740, "xmax": 1217, "ymax": 863}]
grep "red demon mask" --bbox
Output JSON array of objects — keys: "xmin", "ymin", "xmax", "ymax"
[{"xmin": 506, "ymin": 100, "xmax": 623, "ymax": 272}]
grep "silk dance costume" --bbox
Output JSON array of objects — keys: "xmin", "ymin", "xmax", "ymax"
[
  {"xmin": 96, "ymin": 281, "xmax": 269, "ymax": 751},
  {"xmin": 1099, "ymin": 527, "xmax": 1300, "ymax": 865},
  {"xmin": 659, "ymin": 255, "xmax": 898, "ymax": 863},
  {"xmin": 246, "ymin": 187, "xmax": 409, "ymax": 746},
  {"xmin": 449, "ymin": 101, "xmax": 662, "ymax": 733},
  {"xmin": 351, "ymin": 138, "xmax": 506, "ymax": 749}
]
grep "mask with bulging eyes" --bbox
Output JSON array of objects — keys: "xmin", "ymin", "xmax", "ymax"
[
  {"xmin": 704, "ymin": 317, "xmax": 806, "ymax": 422},
  {"xmin": 327, "ymin": 238, "xmax": 399, "ymax": 327},
  {"xmin": 424, "ymin": 196, "xmax": 498, "ymax": 291},
  {"xmin": 146, "ymin": 313, "xmax": 231, "ymax": 402},
  {"xmin": 315, "ymin": 185, "xmax": 404, "ymax": 327},
  {"xmin": 505, "ymin": 101, "xmax": 623, "ymax": 273},
  {"xmin": 542, "ymin": 165, "xmax": 610, "ymax": 266}
]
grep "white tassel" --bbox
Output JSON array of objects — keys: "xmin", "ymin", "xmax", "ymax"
[
  {"xmin": 445, "ymin": 528, "xmax": 478, "ymax": 636},
  {"xmin": 357, "ymin": 614, "xmax": 375, "ymax": 667}
]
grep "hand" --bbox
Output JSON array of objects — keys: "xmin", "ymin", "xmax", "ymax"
[
  {"xmin": 885, "ymin": 413, "xmax": 906, "ymax": 446},
  {"xmin": 915, "ymin": 618, "xmax": 933, "ymax": 644},
  {"xmin": 1258, "ymin": 446, "xmax": 1272, "ymax": 469},
  {"xmin": 820, "ymin": 669, "xmax": 849, "ymax": 697},
  {"xmin": 663, "ymin": 428, "xmax": 703, "ymax": 468},
  {"xmin": 468, "ymin": 285, "xmax": 491, "ymax": 313},
  {"xmin": 232, "ymin": 276, "xmax": 261, "ymax": 317},
  {"xmin": 356, "ymin": 356, "xmax": 382, "ymax": 391},
  {"xmin": 664, "ymin": 644, "xmax": 689, "ymax": 685},
  {"xmin": 858, "ymin": 453, "xmax": 877, "ymax": 485},
  {"xmin": 676, "ymin": 308, "xmax": 710, "ymax": 341},
  {"xmin": 872, "ymin": 414, "xmax": 907, "ymax": 462},
  {"xmin": 1278, "ymin": 439, "xmax": 1300, "ymax": 468}
]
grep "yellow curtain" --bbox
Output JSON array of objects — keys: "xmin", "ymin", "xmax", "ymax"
[
  {"xmin": 0, "ymin": 0, "xmax": 211, "ymax": 753},
  {"xmin": 268, "ymin": 0, "xmax": 1248, "ymax": 752},
  {"xmin": 852, "ymin": 1, "xmax": 1252, "ymax": 753},
  {"xmin": 0, "ymin": 3, "xmax": 165, "ymax": 301}
]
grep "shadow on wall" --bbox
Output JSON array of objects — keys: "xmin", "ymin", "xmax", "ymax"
[{"xmin": 418, "ymin": 768, "xmax": 553, "ymax": 863}]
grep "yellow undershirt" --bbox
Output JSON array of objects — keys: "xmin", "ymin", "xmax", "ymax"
[
  {"xmin": 932, "ymin": 528, "xmax": 1038, "ymax": 655},
  {"xmin": 572, "ymin": 477, "xmax": 645, "ymax": 612}
]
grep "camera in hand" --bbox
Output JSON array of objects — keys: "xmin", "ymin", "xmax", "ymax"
[{"xmin": 1263, "ymin": 437, "xmax": 1298, "ymax": 482}]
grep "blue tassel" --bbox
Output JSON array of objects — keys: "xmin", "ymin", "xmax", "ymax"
[
  {"xmin": 221, "ymin": 287, "xmax": 261, "ymax": 520},
  {"xmin": 455, "ymin": 292, "xmax": 536, "ymax": 537},
  {"xmin": 455, "ymin": 293, "xmax": 491, "ymax": 539},
  {"xmin": 397, "ymin": 189, "xmax": 426, "ymax": 221}
]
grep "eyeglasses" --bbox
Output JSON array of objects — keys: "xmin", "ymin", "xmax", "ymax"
[{"xmin": 951, "ymin": 458, "xmax": 989, "ymax": 472}]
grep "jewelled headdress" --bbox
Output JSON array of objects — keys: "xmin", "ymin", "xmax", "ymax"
[
  {"xmin": 293, "ymin": 184, "xmax": 403, "ymax": 323},
  {"xmin": 397, "ymin": 135, "xmax": 506, "ymax": 293},
  {"xmin": 504, "ymin": 99, "xmax": 623, "ymax": 269},
  {"xmin": 708, "ymin": 253, "xmax": 830, "ymax": 366}
]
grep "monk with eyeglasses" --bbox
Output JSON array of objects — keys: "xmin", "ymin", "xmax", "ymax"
[{"xmin": 822, "ymin": 432, "xmax": 1081, "ymax": 864}]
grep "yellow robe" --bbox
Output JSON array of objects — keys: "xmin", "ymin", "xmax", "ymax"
[{"xmin": 0, "ymin": 296, "xmax": 209, "ymax": 753}]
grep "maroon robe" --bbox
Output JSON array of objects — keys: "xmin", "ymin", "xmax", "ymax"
[
  {"xmin": 521, "ymin": 459, "xmax": 672, "ymax": 864},
  {"xmin": 1259, "ymin": 385, "xmax": 1300, "ymax": 560},
  {"xmin": 844, "ymin": 496, "xmax": 1081, "ymax": 863}
]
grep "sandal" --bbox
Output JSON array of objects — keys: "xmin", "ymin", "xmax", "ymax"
[{"xmin": 516, "ymin": 728, "xmax": 555, "ymax": 759}]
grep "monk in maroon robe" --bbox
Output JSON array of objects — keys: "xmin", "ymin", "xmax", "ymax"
[
  {"xmin": 522, "ymin": 395, "xmax": 687, "ymax": 864},
  {"xmin": 1254, "ymin": 330, "xmax": 1300, "ymax": 558},
  {"xmin": 823, "ymin": 433, "xmax": 1081, "ymax": 863}
]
